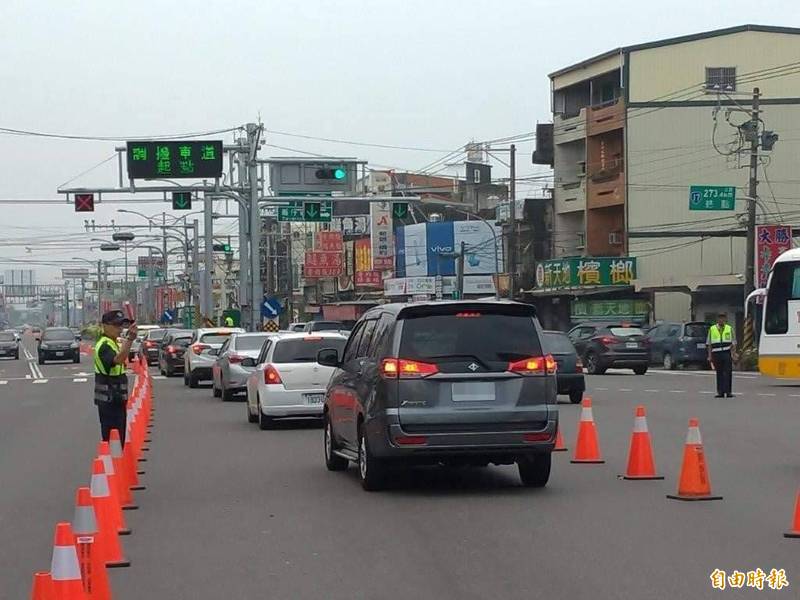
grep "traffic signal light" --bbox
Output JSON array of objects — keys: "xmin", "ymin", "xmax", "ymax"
[
  {"xmin": 172, "ymin": 191, "xmax": 192, "ymax": 210},
  {"xmin": 315, "ymin": 167, "xmax": 346, "ymax": 180},
  {"xmin": 212, "ymin": 243, "xmax": 232, "ymax": 253},
  {"xmin": 74, "ymin": 194, "xmax": 95, "ymax": 212},
  {"xmin": 392, "ymin": 202, "xmax": 409, "ymax": 220}
]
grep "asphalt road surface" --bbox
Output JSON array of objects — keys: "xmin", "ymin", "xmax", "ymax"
[{"xmin": 2, "ymin": 343, "xmax": 798, "ymax": 599}]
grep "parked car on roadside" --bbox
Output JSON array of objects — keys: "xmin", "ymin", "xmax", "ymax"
[
  {"xmin": 319, "ymin": 300, "xmax": 558, "ymax": 490},
  {"xmin": 543, "ymin": 330, "xmax": 584, "ymax": 403},
  {"xmin": 567, "ymin": 322, "xmax": 649, "ymax": 375},
  {"xmin": 646, "ymin": 321, "xmax": 710, "ymax": 369},
  {"xmin": 158, "ymin": 330, "xmax": 193, "ymax": 377},
  {"xmin": 0, "ymin": 331, "xmax": 20, "ymax": 359},
  {"xmin": 184, "ymin": 327, "xmax": 245, "ymax": 387},
  {"xmin": 244, "ymin": 332, "xmax": 348, "ymax": 429},
  {"xmin": 211, "ymin": 332, "xmax": 274, "ymax": 401},
  {"xmin": 38, "ymin": 327, "xmax": 81, "ymax": 364}
]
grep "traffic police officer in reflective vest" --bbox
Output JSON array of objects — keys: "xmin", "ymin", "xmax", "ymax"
[
  {"xmin": 224, "ymin": 315, "xmax": 234, "ymax": 327},
  {"xmin": 707, "ymin": 312, "xmax": 736, "ymax": 398},
  {"xmin": 95, "ymin": 310, "xmax": 138, "ymax": 445}
]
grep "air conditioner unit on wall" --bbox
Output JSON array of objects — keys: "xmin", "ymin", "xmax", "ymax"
[{"xmin": 609, "ymin": 232, "xmax": 623, "ymax": 245}]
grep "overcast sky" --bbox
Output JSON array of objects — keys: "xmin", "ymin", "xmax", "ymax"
[{"xmin": 1, "ymin": 0, "xmax": 798, "ymax": 283}]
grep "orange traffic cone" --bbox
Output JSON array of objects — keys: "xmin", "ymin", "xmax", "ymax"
[
  {"xmin": 50, "ymin": 523, "xmax": 88, "ymax": 600},
  {"xmin": 667, "ymin": 418, "xmax": 722, "ymax": 501},
  {"xmin": 97, "ymin": 442, "xmax": 131, "ymax": 534},
  {"xmin": 783, "ymin": 490, "xmax": 800, "ymax": 538},
  {"xmin": 553, "ymin": 427, "xmax": 567, "ymax": 452},
  {"xmin": 109, "ymin": 430, "xmax": 137, "ymax": 510},
  {"xmin": 622, "ymin": 405, "xmax": 663, "ymax": 480},
  {"xmin": 570, "ymin": 397, "xmax": 604, "ymax": 464},
  {"xmin": 30, "ymin": 571, "xmax": 55, "ymax": 600},
  {"xmin": 73, "ymin": 487, "xmax": 112, "ymax": 600},
  {"xmin": 90, "ymin": 459, "xmax": 130, "ymax": 568},
  {"xmin": 123, "ymin": 420, "xmax": 145, "ymax": 489}
]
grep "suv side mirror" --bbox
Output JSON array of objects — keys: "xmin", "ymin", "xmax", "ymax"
[
  {"xmin": 241, "ymin": 357, "xmax": 256, "ymax": 367},
  {"xmin": 317, "ymin": 348, "xmax": 340, "ymax": 368}
]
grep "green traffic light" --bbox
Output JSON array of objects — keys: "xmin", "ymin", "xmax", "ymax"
[{"xmin": 334, "ymin": 168, "xmax": 346, "ymax": 180}]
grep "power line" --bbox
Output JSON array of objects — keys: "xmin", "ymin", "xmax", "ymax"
[{"xmin": 0, "ymin": 125, "xmax": 242, "ymax": 142}]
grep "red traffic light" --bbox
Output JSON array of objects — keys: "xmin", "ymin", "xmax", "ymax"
[{"xmin": 74, "ymin": 194, "xmax": 95, "ymax": 212}]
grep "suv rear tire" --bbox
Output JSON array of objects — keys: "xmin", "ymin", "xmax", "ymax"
[
  {"xmin": 358, "ymin": 426, "xmax": 387, "ymax": 491},
  {"xmin": 188, "ymin": 372, "xmax": 199, "ymax": 388},
  {"xmin": 212, "ymin": 383, "xmax": 221, "ymax": 398},
  {"xmin": 324, "ymin": 415, "xmax": 348, "ymax": 471},
  {"xmin": 258, "ymin": 398, "xmax": 276, "ymax": 430},
  {"xmin": 518, "ymin": 453, "xmax": 551, "ymax": 488},
  {"xmin": 585, "ymin": 352, "xmax": 606, "ymax": 375},
  {"xmin": 633, "ymin": 365, "xmax": 648, "ymax": 375}
]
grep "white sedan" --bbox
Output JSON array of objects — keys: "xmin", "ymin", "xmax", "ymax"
[{"xmin": 244, "ymin": 332, "xmax": 348, "ymax": 430}]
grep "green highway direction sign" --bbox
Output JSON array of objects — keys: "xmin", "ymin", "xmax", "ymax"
[
  {"xmin": 689, "ymin": 185, "xmax": 736, "ymax": 211},
  {"xmin": 138, "ymin": 269, "xmax": 163, "ymax": 278},
  {"xmin": 277, "ymin": 200, "xmax": 332, "ymax": 222}
]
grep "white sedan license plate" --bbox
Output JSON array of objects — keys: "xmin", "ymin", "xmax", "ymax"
[
  {"xmin": 304, "ymin": 393, "xmax": 324, "ymax": 405},
  {"xmin": 626, "ymin": 342, "xmax": 638, "ymax": 349},
  {"xmin": 697, "ymin": 343, "xmax": 706, "ymax": 349}
]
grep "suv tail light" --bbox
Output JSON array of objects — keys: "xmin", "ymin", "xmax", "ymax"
[
  {"xmin": 191, "ymin": 343, "xmax": 210, "ymax": 355},
  {"xmin": 144, "ymin": 340, "xmax": 156, "ymax": 348},
  {"xmin": 264, "ymin": 364, "xmax": 283, "ymax": 385},
  {"xmin": 599, "ymin": 336, "xmax": 620, "ymax": 346},
  {"xmin": 508, "ymin": 354, "xmax": 557, "ymax": 375},
  {"xmin": 575, "ymin": 358, "xmax": 584, "ymax": 373},
  {"xmin": 228, "ymin": 354, "xmax": 245, "ymax": 364},
  {"xmin": 166, "ymin": 345, "xmax": 178, "ymax": 354},
  {"xmin": 380, "ymin": 358, "xmax": 439, "ymax": 379}
]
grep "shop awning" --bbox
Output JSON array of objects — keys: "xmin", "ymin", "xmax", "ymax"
[{"xmin": 522, "ymin": 285, "xmax": 634, "ymax": 297}]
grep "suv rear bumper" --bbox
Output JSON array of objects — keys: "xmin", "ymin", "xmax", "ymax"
[{"xmin": 367, "ymin": 410, "xmax": 557, "ymax": 459}]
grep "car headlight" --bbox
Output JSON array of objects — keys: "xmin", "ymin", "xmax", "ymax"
[
  {"xmin": 71, "ymin": 343, "xmax": 79, "ymax": 349},
  {"xmin": 40, "ymin": 344, "xmax": 49, "ymax": 350}
]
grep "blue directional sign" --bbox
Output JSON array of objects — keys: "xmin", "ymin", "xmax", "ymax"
[
  {"xmin": 261, "ymin": 297, "xmax": 283, "ymax": 318},
  {"xmin": 161, "ymin": 309, "xmax": 174, "ymax": 323}
]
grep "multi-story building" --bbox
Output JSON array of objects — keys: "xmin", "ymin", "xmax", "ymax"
[{"xmin": 538, "ymin": 24, "xmax": 800, "ymax": 330}]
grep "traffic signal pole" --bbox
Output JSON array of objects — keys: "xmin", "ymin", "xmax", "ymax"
[
  {"xmin": 203, "ymin": 193, "xmax": 214, "ymax": 321},
  {"xmin": 247, "ymin": 123, "xmax": 263, "ymax": 332}
]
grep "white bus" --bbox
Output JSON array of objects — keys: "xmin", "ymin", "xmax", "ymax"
[{"xmin": 752, "ymin": 247, "xmax": 800, "ymax": 378}]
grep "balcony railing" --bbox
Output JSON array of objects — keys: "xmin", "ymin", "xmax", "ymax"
[{"xmin": 587, "ymin": 98, "xmax": 624, "ymax": 136}]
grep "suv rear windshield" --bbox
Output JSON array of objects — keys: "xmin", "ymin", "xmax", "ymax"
[
  {"xmin": 274, "ymin": 338, "xmax": 347, "ymax": 363},
  {"xmin": 684, "ymin": 323, "xmax": 709, "ymax": 338},
  {"xmin": 200, "ymin": 333, "xmax": 233, "ymax": 345},
  {"xmin": 310, "ymin": 322, "xmax": 346, "ymax": 331},
  {"xmin": 0, "ymin": 332, "xmax": 15, "ymax": 342},
  {"xmin": 236, "ymin": 334, "xmax": 270, "ymax": 351},
  {"xmin": 609, "ymin": 327, "xmax": 644, "ymax": 338},
  {"xmin": 146, "ymin": 329, "xmax": 166, "ymax": 340},
  {"xmin": 170, "ymin": 336, "xmax": 192, "ymax": 347},
  {"xmin": 42, "ymin": 329, "xmax": 74, "ymax": 341},
  {"xmin": 399, "ymin": 307, "xmax": 542, "ymax": 369},
  {"xmin": 544, "ymin": 332, "xmax": 576, "ymax": 354}
]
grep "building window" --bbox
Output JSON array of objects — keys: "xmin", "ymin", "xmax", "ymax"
[{"xmin": 705, "ymin": 67, "xmax": 736, "ymax": 92}]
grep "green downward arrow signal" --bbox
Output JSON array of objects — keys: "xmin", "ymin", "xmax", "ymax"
[
  {"xmin": 305, "ymin": 202, "xmax": 320, "ymax": 219},
  {"xmin": 392, "ymin": 202, "xmax": 408, "ymax": 219}
]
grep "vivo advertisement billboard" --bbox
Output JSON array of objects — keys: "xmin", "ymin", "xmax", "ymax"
[{"xmin": 395, "ymin": 221, "xmax": 503, "ymax": 277}]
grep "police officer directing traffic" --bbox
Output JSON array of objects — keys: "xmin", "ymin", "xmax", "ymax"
[
  {"xmin": 707, "ymin": 312, "xmax": 737, "ymax": 398},
  {"xmin": 95, "ymin": 310, "xmax": 138, "ymax": 445}
]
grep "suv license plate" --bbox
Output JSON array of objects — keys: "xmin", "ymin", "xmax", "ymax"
[
  {"xmin": 56, "ymin": 351, "xmax": 65, "ymax": 357},
  {"xmin": 625, "ymin": 342, "xmax": 638, "ymax": 349},
  {"xmin": 304, "ymin": 393, "xmax": 324, "ymax": 405}
]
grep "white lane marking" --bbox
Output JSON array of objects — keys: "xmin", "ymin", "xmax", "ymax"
[
  {"xmin": 32, "ymin": 379, "xmax": 48, "ymax": 384},
  {"xmin": 73, "ymin": 378, "xmax": 88, "ymax": 383},
  {"xmin": 699, "ymin": 391, "xmax": 715, "ymax": 394},
  {"xmin": 25, "ymin": 374, "xmax": 31, "ymax": 379},
  {"xmin": 619, "ymin": 388, "xmax": 632, "ymax": 392},
  {"xmin": 595, "ymin": 387, "xmax": 609, "ymax": 391},
  {"xmin": 669, "ymin": 390, "xmax": 686, "ymax": 394},
  {"xmin": 75, "ymin": 372, "xmax": 91, "ymax": 377},
  {"xmin": 757, "ymin": 393, "xmax": 777, "ymax": 397},
  {"xmin": 790, "ymin": 394, "xmax": 800, "ymax": 398},
  {"xmin": 0, "ymin": 381, "xmax": 7, "ymax": 385},
  {"xmin": 152, "ymin": 375, "xmax": 166, "ymax": 380},
  {"xmin": 644, "ymin": 389, "xmax": 660, "ymax": 393}
]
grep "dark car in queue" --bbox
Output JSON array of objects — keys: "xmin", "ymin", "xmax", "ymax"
[
  {"xmin": 158, "ymin": 331, "xmax": 193, "ymax": 377},
  {"xmin": 0, "ymin": 331, "xmax": 19, "ymax": 359},
  {"xmin": 140, "ymin": 328, "xmax": 169, "ymax": 365},
  {"xmin": 567, "ymin": 323, "xmax": 649, "ymax": 375},
  {"xmin": 543, "ymin": 330, "xmax": 584, "ymax": 403},
  {"xmin": 646, "ymin": 321, "xmax": 710, "ymax": 369},
  {"xmin": 38, "ymin": 327, "xmax": 81, "ymax": 364},
  {"xmin": 318, "ymin": 300, "xmax": 558, "ymax": 491}
]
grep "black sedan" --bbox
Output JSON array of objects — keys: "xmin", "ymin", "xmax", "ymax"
[
  {"xmin": 0, "ymin": 331, "xmax": 19, "ymax": 359},
  {"xmin": 543, "ymin": 330, "xmax": 584, "ymax": 403}
]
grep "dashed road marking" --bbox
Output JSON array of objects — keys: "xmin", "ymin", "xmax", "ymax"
[
  {"xmin": 73, "ymin": 378, "xmax": 88, "ymax": 383},
  {"xmin": 152, "ymin": 375, "xmax": 166, "ymax": 380},
  {"xmin": 757, "ymin": 393, "xmax": 777, "ymax": 397},
  {"xmin": 595, "ymin": 387, "xmax": 609, "ymax": 391},
  {"xmin": 644, "ymin": 389, "xmax": 660, "ymax": 393},
  {"xmin": 790, "ymin": 394, "xmax": 800, "ymax": 398},
  {"xmin": 0, "ymin": 381, "xmax": 7, "ymax": 385},
  {"xmin": 669, "ymin": 390, "xmax": 686, "ymax": 394},
  {"xmin": 699, "ymin": 391, "xmax": 715, "ymax": 394},
  {"xmin": 33, "ymin": 379, "xmax": 48, "ymax": 384},
  {"xmin": 619, "ymin": 388, "xmax": 632, "ymax": 392}
]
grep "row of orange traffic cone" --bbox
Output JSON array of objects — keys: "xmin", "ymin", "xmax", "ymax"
[
  {"xmin": 31, "ymin": 356, "xmax": 154, "ymax": 600},
  {"xmin": 553, "ymin": 397, "xmax": 800, "ymax": 537}
]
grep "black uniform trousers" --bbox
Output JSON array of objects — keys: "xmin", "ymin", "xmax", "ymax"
[
  {"xmin": 712, "ymin": 351, "xmax": 733, "ymax": 396},
  {"xmin": 97, "ymin": 402, "xmax": 127, "ymax": 446}
]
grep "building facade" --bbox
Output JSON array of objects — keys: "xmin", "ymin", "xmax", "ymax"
[{"xmin": 542, "ymin": 24, "xmax": 800, "ymax": 330}]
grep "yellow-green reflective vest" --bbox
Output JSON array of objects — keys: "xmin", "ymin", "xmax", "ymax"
[
  {"xmin": 709, "ymin": 324, "xmax": 733, "ymax": 353},
  {"xmin": 94, "ymin": 335, "xmax": 128, "ymax": 405}
]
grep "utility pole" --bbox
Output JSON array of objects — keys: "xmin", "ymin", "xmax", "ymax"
[
  {"xmin": 147, "ymin": 248, "xmax": 155, "ymax": 323},
  {"xmin": 203, "ymin": 193, "xmax": 214, "ymax": 323},
  {"xmin": 96, "ymin": 260, "xmax": 103, "ymax": 323},
  {"xmin": 247, "ymin": 123, "xmax": 263, "ymax": 332},
  {"xmin": 64, "ymin": 282, "xmax": 70, "ymax": 327},
  {"xmin": 236, "ymin": 139, "xmax": 250, "ymax": 329},
  {"xmin": 162, "ymin": 213, "xmax": 168, "ymax": 286},
  {"xmin": 743, "ymin": 87, "xmax": 761, "ymax": 352},
  {"xmin": 508, "ymin": 143, "xmax": 517, "ymax": 299},
  {"xmin": 192, "ymin": 219, "xmax": 200, "ymax": 322},
  {"xmin": 456, "ymin": 241, "xmax": 466, "ymax": 299}
]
